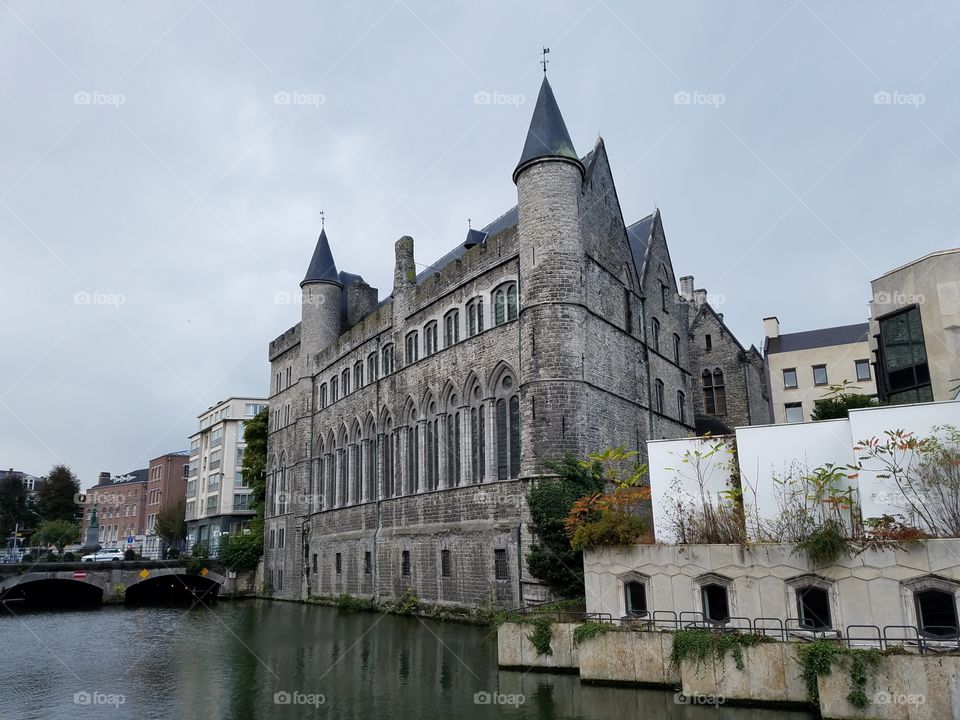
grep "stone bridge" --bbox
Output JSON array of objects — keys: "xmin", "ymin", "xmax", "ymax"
[{"xmin": 0, "ymin": 561, "xmax": 233, "ymax": 607}]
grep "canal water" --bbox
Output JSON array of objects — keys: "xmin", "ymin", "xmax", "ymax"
[{"xmin": 0, "ymin": 600, "xmax": 815, "ymax": 719}]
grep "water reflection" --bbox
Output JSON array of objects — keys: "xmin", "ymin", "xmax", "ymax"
[{"xmin": 0, "ymin": 600, "xmax": 815, "ymax": 720}]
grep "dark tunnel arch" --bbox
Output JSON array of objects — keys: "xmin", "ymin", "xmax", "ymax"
[
  {"xmin": 124, "ymin": 574, "xmax": 220, "ymax": 605},
  {"xmin": 0, "ymin": 579, "xmax": 103, "ymax": 609}
]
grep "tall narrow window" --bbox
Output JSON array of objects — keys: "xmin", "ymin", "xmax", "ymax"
[
  {"xmin": 424, "ymin": 322, "xmax": 438, "ymax": 356},
  {"xmin": 677, "ymin": 390, "xmax": 686, "ymax": 424},
  {"xmin": 494, "ymin": 374, "xmax": 521, "ymax": 480},
  {"xmin": 655, "ymin": 379, "xmax": 665, "ymax": 414},
  {"xmin": 494, "ymin": 289, "xmax": 506, "ymax": 326},
  {"xmin": 331, "ymin": 376, "xmax": 338, "ymax": 402},
  {"xmin": 494, "ymin": 549, "xmax": 509, "ymax": 580},
  {"xmin": 368, "ymin": 353, "xmax": 378, "ymax": 382},
  {"xmin": 319, "ymin": 383, "xmax": 328, "ymax": 409},
  {"xmin": 441, "ymin": 549, "xmax": 451, "ymax": 577},
  {"xmin": 705, "ymin": 334, "xmax": 712, "ymax": 351},
  {"xmin": 446, "ymin": 397, "xmax": 462, "ymax": 487},
  {"xmin": 673, "ymin": 334, "xmax": 681, "ymax": 364},
  {"xmin": 506, "ymin": 284, "xmax": 518, "ymax": 321},
  {"xmin": 651, "ymin": 318, "xmax": 660, "ymax": 352},
  {"xmin": 702, "ymin": 369, "xmax": 726, "ymax": 415},
  {"xmin": 342, "ymin": 369, "xmax": 351, "ymax": 395},
  {"xmin": 471, "ymin": 387, "xmax": 486, "ymax": 483},
  {"xmin": 625, "ymin": 581, "xmax": 648, "ymax": 617},
  {"xmin": 364, "ymin": 551, "xmax": 372, "ymax": 575},
  {"xmin": 354, "ymin": 362, "xmax": 363, "ymax": 389},
  {"xmin": 401, "ymin": 550, "xmax": 411, "ymax": 576},
  {"xmin": 444, "ymin": 310, "xmax": 460, "ymax": 347},
  {"xmin": 382, "ymin": 344, "xmax": 394, "ymax": 375},
  {"xmin": 405, "ymin": 332, "xmax": 419, "ymax": 365}
]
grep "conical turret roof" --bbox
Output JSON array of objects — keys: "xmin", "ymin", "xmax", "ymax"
[
  {"xmin": 513, "ymin": 76, "xmax": 582, "ymax": 183},
  {"xmin": 301, "ymin": 228, "xmax": 341, "ymax": 286}
]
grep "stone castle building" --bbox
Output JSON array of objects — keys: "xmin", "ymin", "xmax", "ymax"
[
  {"xmin": 680, "ymin": 276, "xmax": 770, "ymax": 433},
  {"xmin": 265, "ymin": 78, "xmax": 709, "ymax": 608}
]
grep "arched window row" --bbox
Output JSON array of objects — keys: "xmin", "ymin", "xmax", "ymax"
[
  {"xmin": 317, "ymin": 344, "xmax": 396, "ymax": 411},
  {"xmin": 307, "ymin": 368, "xmax": 521, "ymax": 511},
  {"xmin": 404, "ymin": 280, "xmax": 518, "ymax": 368}
]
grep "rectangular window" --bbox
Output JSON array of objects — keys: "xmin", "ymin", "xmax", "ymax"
[
  {"xmin": 335, "ymin": 553, "xmax": 342, "ymax": 574},
  {"xmin": 855, "ymin": 359, "xmax": 871, "ymax": 381},
  {"xmin": 233, "ymin": 494, "xmax": 251, "ymax": 511},
  {"xmin": 677, "ymin": 390, "xmax": 686, "ymax": 424},
  {"xmin": 312, "ymin": 554, "xmax": 317, "ymax": 573},
  {"xmin": 705, "ymin": 334, "xmax": 712, "ymax": 351},
  {"xmin": 651, "ymin": 318, "xmax": 660, "ymax": 352},
  {"xmin": 783, "ymin": 368, "xmax": 798, "ymax": 389},
  {"xmin": 661, "ymin": 284, "xmax": 669, "ymax": 312},
  {"xmin": 364, "ymin": 551, "xmax": 372, "ymax": 575},
  {"xmin": 277, "ymin": 528, "xmax": 284, "ymax": 548},
  {"xmin": 441, "ymin": 549, "xmax": 451, "ymax": 578},
  {"xmin": 494, "ymin": 549, "xmax": 508, "ymax": 580},
  {"xmin": 812, "ymin": 364, "xmax": 828, "ymax": 386},
  {"xmin": 785, "ymin": 402, "xmax": 804, "ymax": 423},
  {"xmin": 401, "ymin": 550, "xmax": 411, "ymax": 576},
  {"xmin": 673, "ymin": 334, "xmax": 681, "ymax": 364},
  {"xmin": 269, "ymin": 529, "xmax": 275, "ymax": 549},
  {"xmin": 655, "ymin": 379, "xmax": 665, "ymax": 414}
]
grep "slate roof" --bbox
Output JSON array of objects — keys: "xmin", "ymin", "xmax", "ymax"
[
  {"xmin": 513, "ymin": 77, "xmax": 582, "ymax": 182},
  {"xmin": 302, "ymin": 228, "xmax": 340, "ymax": 285},
  {"xmin": 626, "ymin": 213, "xmax": 655, "ymax": 281},
  {"xmin": 415, "ymin": 206, "xmax": 518, "ymax": 283},
  {"xmin": 766, "ymin": 322, "xmax": 870, "ymax": 355}
]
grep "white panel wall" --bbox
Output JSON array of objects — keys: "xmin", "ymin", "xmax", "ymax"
[
  {"xmin": 735, "ymin": 420, "xmax": 856, "ymax": 540},
  {"xmin": 648, "ymin": 437, "xmax": 736, "ymax": 543},
  {"xmin": 849, "ymin": 400, "xmax": 960, "ymax": 525}
]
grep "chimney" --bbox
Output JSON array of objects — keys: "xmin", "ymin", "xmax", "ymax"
[
  {"xmin": 679, "ymin": 276, "xmax": 694, "ymax": 302},
  {"xmin": 763, "ymin": 316, "xmax": 780, "ymax": 339},
  {"xmin": 693, "ymin": 289, "xmax": 708, "ymax": 307},
  {"xmin": 98, "ymin": 471, "xmax": 111, "ymax": 486}
]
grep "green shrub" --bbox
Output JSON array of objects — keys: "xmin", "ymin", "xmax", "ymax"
[
  {"xmin": 795, "ymin": 518, "xmax": 853, "ymax": 567},
  {"xmin": 62, "ymin": 552, "xmax": 76, "ymax": 562},
  {"xmin": 572, "ymin": 621, "xmax": 614, "ymax": 646},
  {"xmin": 527, "ymin": 615, "xmax": 553, "ymax": 656},
  {"xmin": 670, "ymin": 629, "xmax": 772, "ymax": 671},
  {"xmin": 796, "ymin": 639, "xmax": 881, "ymax": 709},
  {"xmin": 217, "ymin": 532, "xmax": 263, "ymax": 571},
  {"xmin": 335, "ymin": 594, "xmax": 373, "ymax": 614}
]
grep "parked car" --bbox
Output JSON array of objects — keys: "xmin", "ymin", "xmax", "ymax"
[{"xmin": 80, "ymin": 548, "xmax": 126, "ymax": 562}]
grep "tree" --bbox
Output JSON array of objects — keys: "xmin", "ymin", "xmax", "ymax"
[
  {"xmin": 154, "ymin": 500, "xmax": 187, "ymax": 558},
  {"xmin": 37, "ymin": 519, "xmax": 79, "ymax": 558},
  {"xmin": 0, "ymin": 472, "xmax": 28, "ymax": 541},
  {"xmin": 36, "ymin": 465, "xmax": 81, "ymax": 523},
  {"xmin": 811, "ymin": 381, "xmax": 876, "ymax": 421},
  {"xmin": 526, "ymin": 452, "xmax": 605, "ymax": 599}
]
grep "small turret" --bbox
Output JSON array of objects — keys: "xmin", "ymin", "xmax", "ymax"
[{"xmin": 300, "ymin": 227, "xmax": 343, "ymax": 366}]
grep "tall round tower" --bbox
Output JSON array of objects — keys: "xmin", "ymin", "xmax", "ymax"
[
  {"xmin": 513, "ymin": 77, "xmax": 589, "ymax": 477},
  {"xmin": 300, "ymin": 227, "xmax": 343, "ymax": 365}
]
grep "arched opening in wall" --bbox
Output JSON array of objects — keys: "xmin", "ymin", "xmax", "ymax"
[
  {"xmin": 125, "ymin": 575, "xmax": 219, "ymax": 605},
  {"xmin": 624, "ymin": 580, "xmax": 648, "ymax": 618},
  {"xmin": 467, "ymin": 377, "xmax": 486, "ymax": 484},
  {"xmin": 337, "ymin": 426, "xmax": 349, "ymax": 507},
  {"xmin": 313, "ymin": 436, "xmax": 325, "ymax": 512},
  {"xmin": 0, "ymin": 579, "xmax": 102, "ymax": 609},
  {"xmin": 423, "ymin": 393, "xmax": 440, "ymax": 491},
  {"xmin": 324, "ymin": 431, "xmax": 335, "ymax": 510},
  {"xmin": 701, "ymin": 583, "xmax": 730, "ymax": 624},
  {"xmin": 915, "ymin": 589, "xmax": 959, "ymax": 637},
  {"xmin": 403, "ymin": 401, "xmax": 419, "ymax": 495},
  {"xmin": 351, "ymin": 420, "xmax": 362, "ymax": 504},
  {"xmin": 493, "ymin": 282, "xmax": 518, "ymax": 326},
  {"xmin": 493, "ymin": 367, "xmax": 520, "ymax": 480},
  {"xmin": 380, "ymin": 414, "xmax": 394, "ymax": 499},
  {"xmin": 796, "ymin": 586, "xmax": 832, "ymax": 630},
  {"xmin": 267, "ymin": 455, "xmax": 277, "ymax": 517},
  {"xmin": 445, "ymin": 391, "xmax": 462, "ymax": 487},
  {"xmin": 363, "ymin": 416, "xmax": 376, "ymax": 502},
  {"xmin": 277, "ymin": 453, "xmax": 287, "ymax": 515}
]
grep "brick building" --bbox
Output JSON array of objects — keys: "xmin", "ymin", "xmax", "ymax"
[
  {"xmin": 265, "ymin": 77, "xmax": 698, "ymax": 607},
  {"xmin": 82, "ymin": 470, "xmax": 148, "ymax": 550},
  {"xmin": 680, "ymin": 276, "xmax": 770, "ymax": 432},
  {"xmin": 143, "ymin": 451, "xmax": 190, "ymax": 559}
]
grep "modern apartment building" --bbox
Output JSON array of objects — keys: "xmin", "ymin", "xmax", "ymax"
[
  {"xmin": 143, "ymin": 451, "xmax": 190, "ymax": 559},
  {"xmin": 762, "ymin": 317, "xmax": 877, "ymax": 423},
  {"xmin": 869, "ymin": 248, "xmax": 960, "ymax": 404},
  {"xmin": 186, "ymin": 397, "xmax": 267, "ymax": 552}
]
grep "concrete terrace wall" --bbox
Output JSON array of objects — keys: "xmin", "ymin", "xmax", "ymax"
[{"xmin": 583, "ymin": 540, "xmax": 960, "ymax": 630}]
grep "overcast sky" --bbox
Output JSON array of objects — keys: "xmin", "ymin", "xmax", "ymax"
[{"xmin": 2, "ymin": 1, "xmax": 958, "ymax": 484}]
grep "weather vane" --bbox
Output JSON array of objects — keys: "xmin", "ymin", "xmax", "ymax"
[
  {"xmin": 319, "ymin": 209, "xmax": 325, "ymax": 229},
  {"xmin": 467, "ymin": 217, "xmax": 472, "ymax": 230},
  {"xmin": 541, "ymin": 47, "xmax": 550, "ymax": 74}
]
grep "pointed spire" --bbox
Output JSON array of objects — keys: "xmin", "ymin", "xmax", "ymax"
[
  {"xmin": 301, "ymin": 227, "xmax": 341, "ymax": 287},
  {"xmin": 513, "ymin": 76, "xmax": 582, "ymax": 183}
]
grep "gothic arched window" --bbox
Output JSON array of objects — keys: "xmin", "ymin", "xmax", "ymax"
[
  {"xmin": 494, "ymin": 372, "xmax": 520, "ymax": 480},
  {"xmin": 446, "ymin": 393, "xmax": 462, "ymax": 487},
  {"xmin": 467, "ymin": 297, "xmax": 485, "ymax": 337},
  {"xmin": 444, "ymin": 310, "xmax": 460, "ymax": 347},
  {"xmin": 493, "ymin": 282, "xmax": 518, "ymax": 326}
]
